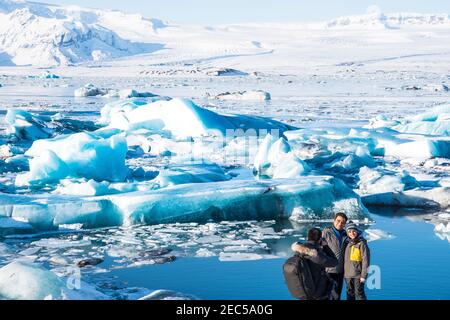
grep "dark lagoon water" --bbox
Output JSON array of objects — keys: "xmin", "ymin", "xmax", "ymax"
[{"xmin": 107, "ymin": 210, "xmax": 450, "ymax": 300}]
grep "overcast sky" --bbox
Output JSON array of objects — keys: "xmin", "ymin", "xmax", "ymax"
[{"xmin": 41, "ymin": 0, "xmax": 450, "ymax": 25}]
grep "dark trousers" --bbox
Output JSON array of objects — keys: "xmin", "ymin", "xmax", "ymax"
[
  {"xmin": 328, "ymin": 273, "xmax": 344, "ymax": 300},
  {"xmin": 345, "ymin": 278, "xmax": 367, "ymax": 300}
]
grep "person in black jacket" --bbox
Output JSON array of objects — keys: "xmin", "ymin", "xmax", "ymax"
[{"xmin": 291, "ymin": 228, "xmax": 338, "ymax": 300}]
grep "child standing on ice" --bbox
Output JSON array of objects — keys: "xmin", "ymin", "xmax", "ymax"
[{"xmin": 344, "ymin": 222, "xmax": 370, "ymax": 300}]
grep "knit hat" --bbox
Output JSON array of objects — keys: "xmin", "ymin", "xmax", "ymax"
[{"xmin": 345, "ymin": 222, "xmax": 359, "ymax": 233}]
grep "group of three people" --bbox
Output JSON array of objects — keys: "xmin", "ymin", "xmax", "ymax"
[{"xmin": 291, "ymin": 212, "xmax": 370, "ymax": 300}]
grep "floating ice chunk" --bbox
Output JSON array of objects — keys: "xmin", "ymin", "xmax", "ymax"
[
  {"xmin": 195, "ymin": 248, "xmax": 216, "ymax": 257},
  {"xmin": 215, "ymin": 90, "xmax": 271, "ymax": 101},
  {"xmin": 358, "ymin": 166, "xmax": 420, "ymax": 195},
  {"xmin": 48, "ymin": 256, "xmax": 70, "ymax": 266},
  {"xmin": 4, "ymin": 109, "xmax": 100, "ymax": 141},
  {"xmin": 364, "ymin": 115, "xmax": 400, "ymax": 129},
  {"xmin": 41, "ymin": 71, "xmax": 59, "ymax": 79},
  {"xmin": 19, "ymin": 247, "xmax": 41, "ymax": 256},
  {"xmin": 223, "ymin": 245, "xmax": 251, "ymax": 252},
  {"xmin": 325, "ymin": 146, "xmax": 376, "ymax": 172},
  {"xmin": 32, "ymin": 238, "xmax": 92, "ymax": 249},
  {"xmin": 0, "ymin": 261, "xmax": 65, "ymax": 300},
  {"xmin": 253, "ymin": 134, "xmax": 309, "ymax": 178},
  {"xmin": 5, "ymin": 109, "xmax": 53, "ymax": 140},
  {"xmin": 219, "ymin": 252, "xmax": 263, "ymax": 261},
  {"xmin": 205, "ymin": 68, "xmax": 248, "ymax": 76},
  {"xmin": 285, "ymin": 127, "xmax": 383, "ymax": 164},
  {"xmin": 364, "ymin": 105, "xmax": 450, "ymax": 140},
  {"xmin": 195, "ymin": 235, "xmax": 222, "ymax": 244},
  {"xmin": 15, "ymin": 150, "xmax": 70, "ymax": 187},
  {"xmin": 74, "ymin": 84, "xmax": 109, "ymax": 97},
  {"xmin": 103, "ymin": 98, "xmax": 294, "ymax": 138},
  {"xmin": 24, "ymin": 132, "xmax": 128, "ymax": 182},
  {"xmin": 103, "ymin": 89, "xmax": 160, "ymax": 100}
]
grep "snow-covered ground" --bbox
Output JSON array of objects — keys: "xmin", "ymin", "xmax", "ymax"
[{"xmin": 0, "ymin": 0, "xmax": 450, "ymax": 300}]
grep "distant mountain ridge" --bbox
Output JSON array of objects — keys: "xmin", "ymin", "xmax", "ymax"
[
  {"xmin": 1, "ymin": 0, "xmax": 449, "ymax": 67},
  {"xmin": 326, "ymin": 12, "xmax": 450, "ymax": 29}
]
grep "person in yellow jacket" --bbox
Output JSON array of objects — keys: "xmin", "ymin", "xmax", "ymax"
[{"xmin": 343, "ymin": 222, "xmax": 370, "ymax": 300}]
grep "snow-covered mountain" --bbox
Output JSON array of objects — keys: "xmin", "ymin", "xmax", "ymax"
[
  {"xmin": 1, "ymin": 0, "xmax": 450, "ymax": 68},
  {"xmin": 325, "ymin": 12, "xmax": 450, "ymax": 29},
  {"xmin": 0, "ymin": 0, "xmax": 168, "ymax": 66}
]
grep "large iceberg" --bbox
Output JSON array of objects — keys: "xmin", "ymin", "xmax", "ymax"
[
  {"xmin": 102, "ymin": 98, "xmax": 295, "ymax": 138},
  {"xmin": 0, "ymin": 176, "xmax": 369, "ymax": 231},
  {"xmin": 16, "ymin": 132, "xmax": 128, "ymax": 186}
]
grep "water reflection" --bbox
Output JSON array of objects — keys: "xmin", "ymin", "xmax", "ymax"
[{"xmin": 367, "ymin": 205, "xmax": 450, "ymax": 244}]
